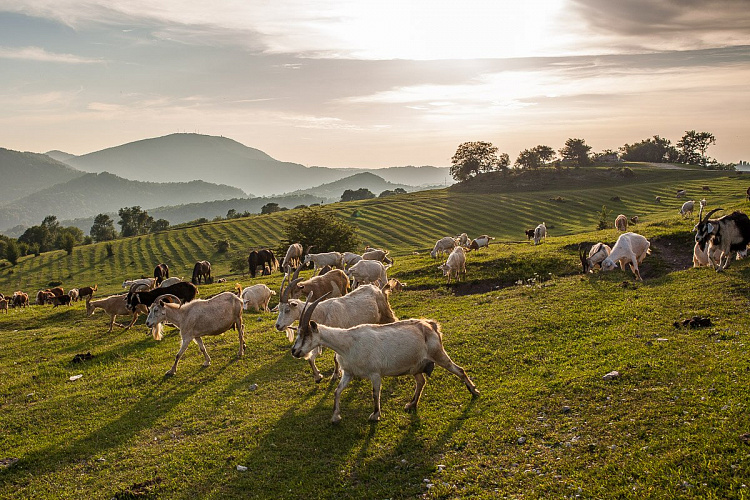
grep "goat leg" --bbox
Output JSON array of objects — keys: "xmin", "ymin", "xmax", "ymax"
[
  {"xmin": 405, "ymin": 373, "xmax": 426, "ymax": 411},
  {"xmin": 195, "ymin": 337, "xmax": 211, "ymax": 367},
  {"xmin": 368, "ymin": 374, "xmax": 382, "ymax": 422},
  {"xmin": 331, "ymin": 371, "xmax": 353, "ymax": 424}
]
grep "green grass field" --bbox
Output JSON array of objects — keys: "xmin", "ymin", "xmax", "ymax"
[{"xmin": 1, "ymin": 166, "xmax": 749, "ymax": 499}]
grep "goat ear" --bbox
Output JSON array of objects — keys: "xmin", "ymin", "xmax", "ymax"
[
  {"xmin": 309, "ymin": 320, "xmax": 318, "ymax": 331},
  {"xmin": 707, "ymin": 223, "xmax": 714, "ymax": 233}
]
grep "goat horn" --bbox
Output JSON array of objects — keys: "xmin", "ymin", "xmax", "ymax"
[
  {"xmin": 279, "ymin": 274, "xmax": 289, "ymax": 303},
  {"xmin": 305, "ymin": 245, "xmax": 315, "ymax": 254},
  {"xmin": 128, "ymin": 283, "xmax": 141, "ymax": 295},
  {"xmin": 299, "ymin": 290, "xmax": 331, "ymax": 330},
  {"xmin": 702, "ymin": 208, "xmax": 723, "ymax": 223},
  {"xmin": 158, "ymin": 294, "xmax": 182, "ymax": 306}
]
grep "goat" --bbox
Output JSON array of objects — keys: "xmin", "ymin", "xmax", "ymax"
[
  {"xmin": 154, "ymin": 263, "xmax": 169, "ymax": 286},
  {"xmin": 343, "ymin": 252, "xmax": 363, "ymax": 269},
  {"xmin": 362, "ymin": 248, "xmax": 393, "ymax": 265},
  {"xmin": 303, "ymin": 251, "xmax": 345, "ymax": 271},
  {"xmin": 145, "ymin": 292, "xmax": 245, "ymax": 375},
  {"xmin": 159, "ymin": 277, "xmax": 183, "ymax": 288},
  {"xmin": 386, "ymin": 278, "xmax": 405, "ymax": 292},
  {"xmin": 51, "ymin": 294, "xmax": 72, "ymax": 307},
  {"xmin": 676, "ymin": 189, "xmax": 687, "ymax": 198},
  {"xmin": 533, "ymin": 223, "xmax": 547, "ymax": 245},
  {"xmin": 655, "ymin": 196, "xmax": 661, "ymax": 203},
  {"xmin": 468, "ymin": 235, "xmax": 494, "ymax": 251},
  {"xmin": 601, "ymin": 232, "xmax": 651, "ymax": 281},
  {"xmin": 48, "ymin": 287, "xmax": 64, "ymax": 297},
  {"xmin": 438, "ymin": 246, "xmax": 466, "ymax": 283},
  {"xmin": 579, "ymin": 242, "xmax": 612, "ymax": 273},
  {"xmin": 456, "ymin": 233, "xmax": 470, "ymax": 246},
  {"xmin": 702, "ymin": 185, "xmax": 711, "ymax": 192},
  {"xmin": 235, "ymin": 283, "xmax": 276, "ymax": 312},
  {"xmin": 680, "ymin": 200, "xmax": 695, "ymax": 218},
  {"xmin": 316, "ymin": 265, "xmax": 332, "ymax": 276},
  {"xmin": 346, "ymin": 259, "xmax": 389, "ymax": 288},
  {"xmin": 700, "ymin": 198, "xmax": 707, "ymax": 210},
  {"xmin": 275, "ymin": 283, "xmax": 398, "ymax": 382},
  {"xmin": 122, "ymin": 278, "xmax": 156, "ymax": 290},
  {"xmin": 126, "ymin": 281, "xmax": 198, "ymax": 312},
  {"xmin": 693, "ymin": 241, "xmax": 721, "ymax": 268},
  {"xmin": 291, "ymin": 294, "xmax": 479, "ymax": 422},
  {"xmin": 694, "ymin": 207, "xmax": 750, "ymax": 271},
  {"xmin": 12, "ymin": 292, "xmax": 29, "ymax": 308},
  {"xmin": 191, "ymin": 260, "xmax": 212, "ymax": 285},
  {"xmin": 289, "ymin": 265, "xmax": 349, "ymax": 299},
  {"xmin": 68, "ymin": 288, "xmax": 79, "ymax": 302},
  {"xmin": 281, "ymin": 243, "xmax": 304, "ymax": 272},
  {"xmin": 86, "ymin": 294, "xmax": 146, "ymax": 333},
  {"xmin": 430, "ymin": 237, "xmax": 456, "ymax": 258},
  {"xmin": 614, "ymin": 214, "xmax": 628, "ymax": 231},
  {"xmin": 248, "ymin": 249, "xmax": 278, "ymax": 278},
  {"xmin": 0, "ymin": 298, "xmax": 7, "ymax": 313},
  {"xmin": 36, "ymin": 290, "xmax": 54, "ymax": 305},
  {"xmin": 630, "ymin": 216, "xmax": 639, "ymax": 225},
  {"xmin": 525, "ymin": 229, "xmax": 536, "ymax": 240},
  {"xmin": 78, "ymin": 285, "xmax": 97, "ymax": 301}
]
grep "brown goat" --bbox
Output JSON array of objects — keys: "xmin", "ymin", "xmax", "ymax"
[
  {"xmin": 78, "ymin": 285, "xmax": 98, "ymax": 301},
  {"xmin": 287, "ymin": 267, "xmax": 349, "ymax": 301}
]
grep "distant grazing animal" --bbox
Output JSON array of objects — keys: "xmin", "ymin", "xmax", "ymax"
[
  {"xmin": 126, "ymin": 281, "xmax": 198, "ymax": 312},
  {"xmin": 235, "ymin": 283, "xmax": 276, "ymax": 312},
  {"xmin": 68, "ymin": 288, "xmax": 79, "ymax": 302},
  {"xmin": 468, "ymin": 235, "xmax": 494, "ymax": 251},
  {"xmin": 601, "ymin": 232, "xmax": 651, "ymax": 281},
  {"xmin": 615, "ymin": 214, "xmax": 628, "ymax": 231},
  {"xmin": 362, "ymin": 248, "xmax": 393, "ymax": 265},
  {"xmin": 281, "ymin": 243, "xmax": 304, "ymax": 273},
  {"xmin": 122, "ymin": 278, "xmax": 156, "ymax": 291},
  {"xmin": 77, "ymin": 285, "xmax": 97, "ymax": 301},
  {"xmin": 159, "ymin": 277, "xmax": 182, "ymax": 288},
  {"xmin": 456, "ymin": 233, "xmax": 470, "ymax": 247},
  {"xmin": 291, "ymin": 294, "xmax": 479, "ymax": 423},
  {"xmin": 48, "ymin": 287, "xmax": 64, "ymax": 297},
  {"xmin": 0, "ymin": 298, "xmax": 7, "ymax": 313},
  {"xmin": 579, "ymin": 242, "xmax": 612, "ymax": 273},
  {"xmin": 676, "ymin": 189, "xmax": 687, "ymax": 198},
  {"xmin": 303, "ymin": 250, "xmax": 345, "ymax": 272},
  {"xmin": 430, "ymin": 237, "xmax": 457, "ymax": 258},
  {"xmin": 248, "ymin": 249, "xmax": 278, "ymax": 278},
  {"xmin": 86, "ymin": 294, "xmax": 147, "ymax": 333},
  {"xmin": 36, "ymin": 290, "xmax": 54, "ymax": 305},
  {"xmin": 12, "ymin": 292, "xmax": 29, "ymax": 308},
  {"xmin": 51, "ymin": 294, "xmax": 72, "ymax": 307},
  {"xmin": 346, "ymin": 260, "xmax": 389, "ymax": 289},
  {"xmin": 699, "ymin": 198, "xmax": 707, "ymax": 210},
  {"xmin": 525, "ymin": 229, "xmax": 536, "ymax": 240},
  {"xmin": 154, "ymin": 263, "xmax": 170, "ymax": 286},
  {"xmin": 694, "ymin": 206, "xmax": 750, "ymax": 271},
  {"xmin": 191, "ymin": 260, "xmax": 212, "ymax": 285},
  {"xmin": 438, "ymin": 246, "xmax": 466, "ymax": 283},
  {"xmin": 702, "ymin": 185, "xmax": 711, "ymax": 192},
  {"xmin": 145, "ymin": 292, "xmax": 245, "ymax": 375},
  {"xmin": 533, "ymin": 223, "xmax": 547, "ymax": 245},
  {"xmin": 630, "ymin": 216, "xmax": 639, "ymax": 225},
  {"xmin": 680, "ymin": 200, "xmax": 695, "ymax": 218},
  {"xmin": 655, "ymin": 196, "xmax": 661, "ymax": 203}
]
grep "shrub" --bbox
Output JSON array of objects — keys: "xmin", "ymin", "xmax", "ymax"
[
  {"xmin": 229, "ymin": 250, "xmax": 247, "ymax": 275},
  {"xmin": 278, "ymin": 208, "xmax": 358, "ymax": 257},
  {"xmin": 105, "ymin": 243, "xmax": 115, "ymax": 258},
  {"xmin": 217, "ymin": 239, "xmax": 231, "ymax": 253},
  {"xmin": 597, "ymin": 205, "xmax": 612, "ymax": 230},
  {"xmin": 5, "ymin": 240, "xmax": 19, "ymax": 265}
]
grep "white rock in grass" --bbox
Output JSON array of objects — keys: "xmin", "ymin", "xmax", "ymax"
[
  {"xmin": 69, "ymin": 374, "xmax": 83, "ymax": 381},
  {"xmin": 237, "ymin": 465, "xmax": 248, "ymax": 472},
  {"xmin": 602, "ymin": 371, "xmax": 620, "ymax": 381}
]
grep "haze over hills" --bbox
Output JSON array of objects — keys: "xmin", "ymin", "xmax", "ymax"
[
  {"xmin": 0, "ymin": 171, "xmax": 246, "ymax": 231},
  {"xmin": 55, "ymin": 133, "xmax": 450, "ymax": 196},
  {"xmin": 285, "ymin": 172, "xmax": 417, "ymax": 200},
  {"xmin": 0, "ymin": 148, "xmax": 84, "ymax": 204}
]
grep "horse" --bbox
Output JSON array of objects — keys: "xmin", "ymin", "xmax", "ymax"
[
  {"xmin": 248, "ymin": 249, "xmax": 279, "ymax": 278},
  {"xmin": 154, "ymin": 263, "xmax": 169, "ymax": 285},
  {"xmin": 191, "ymin": 261, "xmax": 212, "ymax": 285}
]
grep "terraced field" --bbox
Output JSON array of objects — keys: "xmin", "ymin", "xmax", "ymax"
[{"xmin": 1, "ymin": 166, "xmax": 749, "ymax": 499}]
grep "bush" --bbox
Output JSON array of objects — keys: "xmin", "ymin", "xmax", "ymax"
[
  {"xmin": 217, "ymin": 239, "xmax": 231, "ymax": 253},
  {"xmin": 5, "ymin": 240, "xmax": 19, "ymax": 265},
  {"xmin": 597, "ymin": 205, "xmax": 612, "ymax": 230},
  {"xmin": 61, "ymin": 234, "xmax": 75, "ymax": 255},
  {"xmin": 105, "ymin": 243, "xmax": 115, "ymax": 258},
  {"xmin": 229, "ymin": 250, "xmax": 247, "ymax": 275},
  {"xmin": 278, "ymin": 208, "xmax": 358, "ymax": 257}
]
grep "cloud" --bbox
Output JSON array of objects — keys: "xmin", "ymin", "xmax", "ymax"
[{"xmin": 0, "ymin": 45, "xmax": 104, "ymax": 63}]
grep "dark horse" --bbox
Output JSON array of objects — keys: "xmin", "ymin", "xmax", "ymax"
[
  {"xmin": 248, "ymin": 249, "xmax": 279, "ymax": 278},
  {"xmin": 191, "ymin": 260, "xmax": 212, "ymax": 285},
  {"xmin": 154, "ymin": 263, "xmax": 169, "ymax": 285}
]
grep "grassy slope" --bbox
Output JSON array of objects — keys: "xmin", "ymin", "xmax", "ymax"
[{"xmin": 1, "ymin": 166, "xmax": 749, "ymax": 499}]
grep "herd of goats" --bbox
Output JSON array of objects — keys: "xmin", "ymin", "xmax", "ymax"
[{"xmin": 1, "ymin": 197, "xmax": 749, "ymax": 422}]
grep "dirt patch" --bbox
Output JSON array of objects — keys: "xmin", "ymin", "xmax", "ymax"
[
  {"xmin": 451, "ymin": 280, "xmax": 510, "ymax": 296},
  {"xmin": 112, "ymin": 478, "xmax": 163, "ymax": 499},
  {"xmin": 640, "ymin": 234, "xmax": 695, "ymax": 278}
]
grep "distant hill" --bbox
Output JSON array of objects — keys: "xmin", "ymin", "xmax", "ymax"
[
  {"xmin": 58, "ymin": 133, "xmax": 450, "ymax": 196},
  {"xmin": 0, "ymin": 171, "xmax": 246, "ymax": 231},
  {"xmin": 286, "ymin": 172, "xmax": 417, "ymax": 200},
  {"xmin": 45, "ymin": 150, "xmax": 78, "ymax": 163},
  {"xmin": 0, "ymin": 148, "xmax": 84, "ymax": 204}
]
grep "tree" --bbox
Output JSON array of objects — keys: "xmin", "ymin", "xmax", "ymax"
[
  {"xmin": 677, "ymin": 130, "xmax": 716, "ymax": 167},
  {"xmin": 61, "ymin": 233, "xmax": 75, "ymax": 255},
  {"xmin": 379, "ymin": 190, "xmax": 395, "ymax": 197},
  {"xmin": 559, "ymin": 138, "xmax": 592, "ymax": 166},
  {"xmin": 450, "ymin": 141, "xmax": 509, "ymax": 181},
  {"xmin": 620, "ymin": 135, "xmax": 678, "ymax": 163},
  {"xmin": 341, "ymin": 188, "xmax": 375, "ymax": 202},
  {"xmin": 118, "ymin": 206, "xmax": 153, "ymax": 237},
  {"xmin": 5, "ymin": 240, "xmax": 19, "ymax": 265},
  {"xmin": 226, "ymin": 209, "xmax": 238, "ymax": 219},
  {"xmin": 279, "ymin": 208, "xmax": 358, "ymax": 258},
  {"xmin": 150, "ymin": 219, "xmax": 170, "ymax": 232},
  {"xmin": 261, "ymin": 203, "xmax": 282, "ymax": 215},
  {"xmin": 90, "ymin": 214, "xmax": 117, "ymax": 242},
  {"xmin": 394, "ymin": 188, "xmax": 407, "ymax": 195}
]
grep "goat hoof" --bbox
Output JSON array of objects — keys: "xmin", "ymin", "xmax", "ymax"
[
  {"xmin": 368, "ymin": 413, "xmax": 381, "ymax": 422},
  {"xmin": 165, "ymin": 370, "xmax": 175, "ymax": 377},
  {"xmin": 314, "ymin": 376, "xmax": 323, "ymax": 384},
  {"xmin": 331, "ymin": 415, "xmax": 342, "ymax": 424},
  {"xmin": 404, "ymin": 403, "xmax": 417, "ymax": 412},
  {"xmin": 202, "ymin": 362, "xmax": 211, "ymax": 367}
]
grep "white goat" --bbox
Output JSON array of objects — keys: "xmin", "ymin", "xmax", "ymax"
[
  {"xmin": 362, "ymin": 248, "xmax": 393, "ymax": 265},
  {"xmin": 346, "ymin": 259, "xmax": 389, "ymax": 288},
  {"xmin": 533, "ymin": 223, "xmax": 547, "ymax": 245},
  {"xmin": 236, "ymin": 283, "xmax": 276, "ymax": 312},
  {"xmin": 430, "ymin": 237, "xmax": 457, "ymax": 258},
  {"xmin": 275, "ymin": 284, "xmax": 398, "ymax": 382},
  {"xmin": 343, "ymin": 252, "xmax": 363, "ymax": 269},
  {"xmin": 282, "ymin": 243, "xmax": 304, "ymax": 272},
  {"xmin": 456, "ymin": 233, "xmax": 470, "ymax": 247},
  {"xmin": 693, "ymin": 242, "xmax": 721, "ymax": 268},
  {"xmin": 601, "ymin": 232, "xmax": 651, "ymax": 281},
  {"xmin": 438, "ymin": 246, "xmax": 466, "ymax": 283},
  {"xmin": 680, "ymin": 200, "xmax": 695, "ymax": 218},
  {"xmin": 303, "ymin": 251, "xmax": 345, "ymax": 271},
  {"xmin": 145, "ymin": 292, "xmax": 245, "ymax": 375},
  {"xmin": 122, "ymin": 278, "xmax": 156, "ymax": 290},
  {"xmin": 159, "ymin": 277, "xmax": 183, "ymax": 288},
  {"xmin": 68, "ymin": 288, "xmax": 79, "ymax": 302},
  {"xmin": 291, "ymin": 295, "xmax": 480, "ymax": 423},
  {"xmin": 468, "ymin": 235, "xmax": 494, "ymax": 251}
]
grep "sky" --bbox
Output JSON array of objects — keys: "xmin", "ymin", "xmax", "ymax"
[{"xmin": 0, "ymin": 0, "xmax": 748, "ymax": 167}]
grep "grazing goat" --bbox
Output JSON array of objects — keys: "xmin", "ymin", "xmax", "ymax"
[
  {"xmin": 145, "ymin": 292, "xmax": 245, "ymax": 375},
  {"xmin": 248, "ymin": 249, "xmax": 278, "ymax": 278},
  {"xmin": 275, "ymin": 284, "xmax": 398, "ymax": 382},
  {"xmin": 579, "ymin": 242, "xmax": 612, "ymax": 273},
  {"xmin": 693, "ymin": 242, "xmax": 721, "ymax": 268},
  {"xmin": 676, "ymin": 189, "xmax": 687, "ymax": 198},
  {"xmin": 191, "ymin": 260, "xmax": 212, "ymax": 285},
  {"xmin": 281, "ymin": 243, "xmax": 304, "ymax": 272},
  {"xmin": 36, "ymin": 290, "xmax": 54, "ymax": 305},
  {"xmin": 291, "ymin": 294, "xmax": 479, "ymax": 422},
  {"xmin": 362, "ymin": 248, "xmax": 393, "ymax": 265},
  {"xmin": 48, "ymin": 287, "xmax": 64, "ymax": 297},
  {"xmin": 630, "ymin": 216, "xmax": 639, "ymax": 225},
  {"xmin": 438, "ymin": 246, "xmax": 466, "ymax": 283},
  {"xmin": 680, "ymin": 200, "xmax": 695, "ymax": 218},
  {"xmin": 386, "ymin": 278, "xmax": 405, "ymax": 292},
  {"xmin": 655, "ymin": 196, "xmax": 661, "ymax": 203},
  {"xmin": 86, "ymin": 294, "xmax": 146, "ymax": 333},
  {"xmin": 122, "ymin": 278, "xmax": 156, "ymax": 290},
  {"xmin": 430, "ymin": 237, "xmax": 456, "ymax": 258},
  {"xmin": 0, "ymin": 297, "xmax": 7, "ymax": 313},
  {"xmin": 235, "ymin": 283, "xmax": 276, "ymax": 312},
  {"xmin": 614, "ymin": 214, "xmax": 628, "ymax": 231},
  {"xmin": 154, "ymin": 263, "xmax": 169, "ymax": 286},
  {"xmin": 303, "ymin": 251, "xmax": 345, "ymax": 271},
  {"xmin": 456, "ymin": 233, "xmax": 470, "ymax": 246},
  {"xmin": 159, "ymin": 277, "xmax": 183, "ymax": 288},
  {"xmin": 289, "ymin": 266, "xmax": 349, "ymax": 299},
  {"xmin": 601, "ymin": 232, "xmax": 651, "ymax": 281},
  {"xmin": 12, "ymin": 292, "xmax": 29, "ymax": 308},
  {"xmin": 694, "ymin": 207, "xmax": 750, "ymax": 271},
  {"xmin": 525, "ymin": 229, "xmax": 536, "ymax": 240},
  {"xmin": 343, "ymin": 252, "xmax": 363, "ymax": 269},
  {"xmin": 68, "ymin": 288, "xmax": 79, "ymax": 302},
  {"xmin": 78, "ymin": 285, "xmax": 97, "ymax": 301},
  {"xmin": 346, "ymin": 259, "xmax": 389, "ymax": 288},
  {"xmin": 702, "ymin": 185, "xmax": 711, "ymax": 192},
  {"xmin": 127, "ymin": 281, "xmax": 198, "ymax": 312},
  {"xmin": 52, "ymin": 295, "xmax": 71, "ymax": 307},
  {"xmin": 468, "ymin": 235, "xmax": 494, "ymax": 251},
  {"xmin": 533, "ymin": 223, "xmax": 547, "ymax": 245}
]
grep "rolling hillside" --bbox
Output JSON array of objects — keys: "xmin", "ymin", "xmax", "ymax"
[
  {"xmin": 284, "ymin": 171, "xmax": 416, "ymax": 200},
  {"xmin": 0, "ymin": 148, "xmax": 84, "ymax": 204}
]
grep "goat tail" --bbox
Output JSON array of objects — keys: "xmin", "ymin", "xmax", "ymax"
[{"xmin": 425, "ymin": 319, "xmax": 443, "ymax": 341}]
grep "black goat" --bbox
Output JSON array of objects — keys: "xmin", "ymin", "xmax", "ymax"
[
  {"xmin": 694, "ymin": 207, "xmax": 750, "ymax": 271},
  {"xmin": 127, "ymin": 281, "xmax": 198, "ymax": 311}
]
